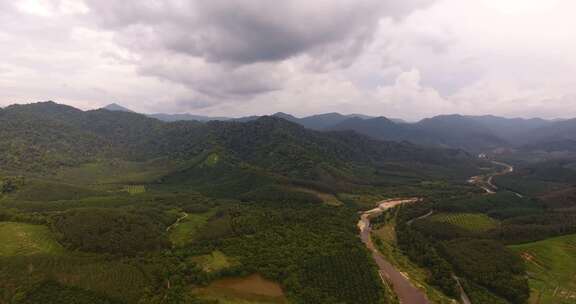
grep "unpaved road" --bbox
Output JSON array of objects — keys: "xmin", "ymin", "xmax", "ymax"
[
  {"xmin": 166, "ymin": 212, "xmax": 188, "ymax": 232},
  {"xmin": 358, "ymin": 198, "xmax": 430, "ymax": 304}
]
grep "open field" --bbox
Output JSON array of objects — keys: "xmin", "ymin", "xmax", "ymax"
[
  {"xmin": 192, "ymin": 250, "xmax": 236, "ymax": 273},
  {"xmin": 123, "ymin": 185, "xmax": 146, "ymax": 195},
  {"xmin": 0, "ymin": 222, "xmax": 64, "ymax": 256},
  {"xmin": 195, "ymin": 274, "xmax": 287, "ymax": 304},
  {"xmin": 169, "ymin": 212, "xmax": 212, "ymax": 247},
  {"xmin": 429, "ymin": 213, "xmax": 499, "ymax": 232},
  {"xmin": 509, "ymin": 234, "xmax": 576, "ymax": 304}
]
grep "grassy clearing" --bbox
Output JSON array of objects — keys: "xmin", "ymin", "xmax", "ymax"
[
  {"xmin": 201, "ymin": 153, "xmax": 220, "ymax": 167},
  {"xmin": 123, "ymin": 185, "xmax": 146, "ymax": 195},
  {"xmin": 195, "ymin": 274, "xmax": 287, "ymax": 304},
  {"xmin": 429, "ymin": 213, "xmax": 499, "ymax": 232},
  {"xmin": 192, "ymin": 250, "xmax": 236, "ymax": 273},
  {"xmin": 0, "ymin": 222, "xmax": 64, "ymax": 256},
  {"xmin": 509, "ymin": 234, "xmax": 576, "ymax": 304},
  {"xmin": 169, "ymin": 212, "xmax": 212, "ymax": 247}
]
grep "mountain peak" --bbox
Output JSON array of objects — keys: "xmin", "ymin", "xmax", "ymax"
[
  {"xmin": 272, "ymin": 112, "xmax": 298, "ymax": 121},
  {"xmin": 103, "ymin": 103, "xmax": 134, "ymax": 113}
]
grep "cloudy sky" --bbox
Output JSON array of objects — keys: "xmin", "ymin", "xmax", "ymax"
[{"xmin": 1, "ymin": 0, "xmax": 575, "ymax": 120}]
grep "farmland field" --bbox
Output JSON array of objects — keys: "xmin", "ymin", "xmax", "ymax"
[
  {"xmin": 509, "ymin": 234, "xmax": 576, "ymax": 304},
  {"xmin": 429, "ymin": 213, "xmax": 499, "ymax": 232},
  {"xmin": 0, "ymin": 222, "xmax": 64, "ymax": 256},
  {"xmin": 123, "ymin": 185, "xmax": 146, "ymax": 194}
]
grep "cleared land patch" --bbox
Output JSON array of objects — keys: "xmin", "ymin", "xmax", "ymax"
[
  {"xmin": 123, "ymin": 185, "xmax": 146, "ymax": 195},
  {"xmin": 169, "ymin": 212, "xmax": 212, "ymax": 247},
  {"xmin": 196, "ymin": 274, "xmax": 287, "ymax": 304},
  {"xmin": 192, "ymin": 250, "xmax": 236, "ymax": 273},
  {"xmin": 509, "ymin": 234, "xmax": 576, "ymax": 304},
  {"xmin": 0, "ymin": 222, "xmax": 64, "ymax": 256},
  {"xmin": 429, "ymin": 213, "xmax": 499, "ymax": 232}
]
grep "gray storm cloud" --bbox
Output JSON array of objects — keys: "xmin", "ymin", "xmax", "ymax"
[{"xmin": 84, "ymin": 0, "xmax": 435, "ymax": 99}]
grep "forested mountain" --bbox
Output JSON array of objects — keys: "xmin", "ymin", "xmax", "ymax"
[
  {"xmin": 103, "ymin": 103, "xmax": 576, "ymax": 153},
  {"xmin": 329, "ymin": 117, "xmax": 435, "ymax": 144},
  {"xmin": 103, "ymin": 103, "xmax": 135, "ymax": 113},
  {"xmin": 0, "ymin": 102, "xmax": 476, "ymax": 189},
  {"xmin": 415, "ymin": 115, "xmax": 509, "ymax": 151},
  {"xmin": 516, "ymin": 118, "xmax": 576, "ymax": 145},
  {"xmin": 466, "ymin": 115, "xmax": 552, "ymax": 142},
  {"xmin": 327, "ymin": 114, "xmax": 508, "ymax": 152}
]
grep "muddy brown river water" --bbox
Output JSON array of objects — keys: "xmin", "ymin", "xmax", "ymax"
[{"xmin": 358, "ymin": 198, "xmax": 429, "ymax": 304}]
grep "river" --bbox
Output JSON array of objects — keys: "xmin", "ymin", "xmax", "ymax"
[
  {"xmin": 358, "ymin": 198, "xmax": 430, "ymax": 304},
  {"xmin": 358, "ymin": 160, "xmax": 517, "ymax": 303}
]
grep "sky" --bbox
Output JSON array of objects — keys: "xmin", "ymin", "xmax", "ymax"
[{"xmin": 1, "ymin": 0, "xmax": 575, "ymax": 120}]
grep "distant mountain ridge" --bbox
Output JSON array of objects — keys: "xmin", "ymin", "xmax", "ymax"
[{"xmin": 97, "ymin": 103, "xmax": 576, "ymax": 153}]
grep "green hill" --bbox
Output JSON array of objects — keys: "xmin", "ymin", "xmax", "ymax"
[{"xmin": 0, "ymin": 102, "xmax": 478, "ymax": 192}]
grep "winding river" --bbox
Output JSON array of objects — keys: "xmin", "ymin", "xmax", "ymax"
[
  {"xmin": 358, "ymin": 160, "xmax": 517, "ymax": 303},
  {"xmin": 358, "ymin": 198, "xmax": 430, "ymax": 304}
]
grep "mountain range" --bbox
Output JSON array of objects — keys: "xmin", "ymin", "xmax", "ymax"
[
  {"xmin": 0, "ymin": 101, "xmax": 478, "ymax": 196},
  {"xmin": 103, "ymin": 103, "xmax": 575, "ymax": 153}
]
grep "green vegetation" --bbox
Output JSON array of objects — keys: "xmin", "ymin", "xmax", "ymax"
[
  {"xmin": 192, "ymin": 251, "xmax": 236, "ymax": 273},
  {"xmin": 169, "ymin": 212, "xmax": 212, "ymax": 247},
  {"xmin": 393, "ymin": 197, "xmax": 532, "ymax": 303},
  {"xmin": 443, "ymin": 239, "xmax": 529, "ymax": 304},
  {"xmin": 371, "ymin": 211, "xmax": 456, "ymax": 304},
  {"xmin": 0, "ymin": 255, "xmax": 150, "ymax": 303},
  {"xmin": 429, "ymin": 213, "xmax": 499, "ymax": 232},
  {"xmin": 9, "ymin": 101, "xmax": 567, "ymax": 304},
  {"xmin": 509, "ymin": 234, "xmax": 576, "ymax": 304},
  {"xmin": 55, "ymin": 159, "xmax": 180, "ymax": 185},
  {"xmin": 123, "ymin": 185, "xmax": 146, "ymax": 194},
  {"xmin": 187, "ymin": 202, "xmax": 389, "ymax": 303},
  {"xmin": 17, "ymin": 281, "xmax": 121, "ymax": 304},
  {"xmin": 52, "ymin": 208, "xmax": 171, "ymax": 255},
  {"xmin": 9, "ymin": 180, "xmax": 105, "ymax": 202},
  {"xmin": 0, "ymin": 222, "xmax": 64, "ymax": 256}
]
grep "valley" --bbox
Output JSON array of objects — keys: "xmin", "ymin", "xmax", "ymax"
[{"xmin": 0, "ymin": 102, "xmax": 576, "ymax": 303}]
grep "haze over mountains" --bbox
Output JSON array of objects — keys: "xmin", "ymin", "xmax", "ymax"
[{"xmin": 103, "ymin": 103, "xmax": 575, "ymax": 153}]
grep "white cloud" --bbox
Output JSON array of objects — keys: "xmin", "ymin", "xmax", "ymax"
[{"xmin": 1, "ymin": 0, "xmax": 576, "ymax": 120}]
